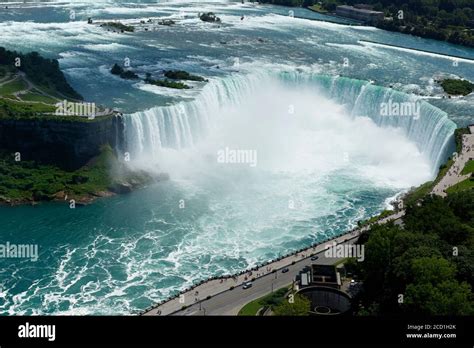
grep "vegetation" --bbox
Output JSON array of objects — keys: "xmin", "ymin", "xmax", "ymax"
[
  {"xmin": 273, "ymin": 293, "xmax": 311, "ymax": 316},
  {"xmin": 359, "ymin": 209, "xmax": 393, "ymax": 227},
  {"xmin": 0, "ymin": 97, "xmax": 56, "ymax": 117},
  {"xmin": 259, "ymin": 0, "xmax": 307, "ymax": 6},
  {"xmin": 144, "ymin": 74, "xmax": 190, "ymax": 89},
  {"xmin": 0, "ymin": 146, "xmax": 113, "ymax": 203},
  {"xmin": 164, "ymin": 70, "xmax": 208, "ymax": 82},
  {"xmin": 261, "ymin": 0, "xmax": 474, "ymax": 47},
  {"xmin": 0, "ymin": 78, "xmax": 27, "ymax": 95},
  {"xmin": 353, "ymin": 190, "xmax": 474, "ymax": 316},
  {"xmin": 440, "ymin": 79, "xmax": 474, "ymax": 96},
  {"xmin": 17, "ymin": 92, "xmax": 58, "ymax": 104},
  {"xmin": 446, "ymin": 177, "xmax": 474, "ymax": 194},
  {"xmin": 0, "ymin": 47, "xmax": 82, "ymax": 99},
  {"xmin": 309, "ymin": 3, "xmax": 328, "ymax": 12},
  {"xmin": 199, "ymin": 12, "xmax": 221, "ymax": 23},
  {"xmin": 110, "ymin": 63, "xmax": 139, "ymax": 80},
  {"xmin": 455, "ymin": 127, "xmax": 470, "ymax": 153},
  {"xmin": 403, "ymin": 157, "xmax": 454, "ymax": 206},
  {"xmin": 238, "ymin": 287, "xmax": 289, "ymax": 316},
  {"xmin": 0, "ymin": 145, "xmax": 158, "ymax": 204},
  {"xmin": 101, "ymin": 22, "xmax": 134, "ymax": 32},
  {"xmin": 461, "ymin": 160, "xmax": 474, "ymax": 175}
]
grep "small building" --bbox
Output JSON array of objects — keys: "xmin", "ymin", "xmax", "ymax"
[
  {"xmin": 299, "ymin": 264, "xmax": 341, "ymax": 289},
  {"xmin": 336, "ymin": 5, "xmax": 384, "ymax": 24},
  {"xmin": 296, "ymin": 263, "xmax": 353, "ymax": 315}
]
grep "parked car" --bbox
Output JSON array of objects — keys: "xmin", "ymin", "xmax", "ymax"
[
  {"xmin": 281, "ymin": 267, "xmax": 289, "ymax": 273},
  {"xmin": 242, "ymin": 282, "xmax": 253, "ymax": 289},
  {"xmin": 311, "ymin": 256, "xmax": 319, "ymax": 261}
]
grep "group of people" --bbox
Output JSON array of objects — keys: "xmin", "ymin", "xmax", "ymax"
[{"xmin": 143, "ymin": 226, "xmax": 360, "ymax": 315}]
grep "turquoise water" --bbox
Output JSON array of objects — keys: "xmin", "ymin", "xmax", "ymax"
[{"xmin": 0, "ymin": 0, "xmax": 472, "ymax": 315}]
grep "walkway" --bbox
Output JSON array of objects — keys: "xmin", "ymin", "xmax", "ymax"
[
  {"xmin": 432, "ymin": 129, "xmax": 474, "ymax": 197},
  {"xmin": 142, "ymin": 210, "xmax": 405, "ymax": 316}
]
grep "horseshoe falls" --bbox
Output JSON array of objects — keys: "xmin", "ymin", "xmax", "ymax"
[
  {"xmin": 0, "ymin": 0, "xmax": 471, "ymax": 316},
  {"xmin": 124, "ymin": 71, "xmax": 456, "ymax": 174}
]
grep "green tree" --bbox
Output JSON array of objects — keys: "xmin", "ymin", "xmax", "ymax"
[{"xmin": 404, "ymin": 257, "xmax": 473, "ymax": 315}]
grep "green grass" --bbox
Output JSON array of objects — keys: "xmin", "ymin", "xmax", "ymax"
[
  {"xmin": 0, "ymin": 78, "xmax": 27, "ymax": 95},
  {"xmin": 238, "ymin": 298, "xmax": 266, "ymax": 316},
  {"xmin": 360, "ymin": 209, "xmax": 393, "ymax": 227},
  {"xmin": 0, "ymin": 97, "xmax": 112, "ymax": 122},
  {"xmin": 461, "ymin": 160, "xmax": 474, "ymax": 175},
  {"xmin": 446, "ymin": 178, "xmax": 474, "ymax": 194},
  {"xmin": 0, "ymin": 97, "xmax": 55, "ymax": 116},
  {"xmin": 238, "ymin": 286, "xmax": 289, "ymax": 316},
  {"xmin": 19, "ymin": 92, "xmax": 59, "ymax": 104},
  {"xmin": 455, "ymin": 128, "xmax": 470, "ymax": 153},
  {"xmin": 404, "ymin": 158, "xmax": 455, "ymax": 206}
]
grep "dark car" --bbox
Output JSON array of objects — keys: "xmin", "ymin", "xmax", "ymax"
[
  {"xmin": 281, "ymin": 268, "xmax": 289, "ymax": 273},
  {"xmin": 311, "ymin": 256, "xmax": 319, "ymax": 261}
]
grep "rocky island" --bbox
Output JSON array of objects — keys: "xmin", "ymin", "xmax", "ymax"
[{"xmin": 439, "ymin": 78, "xmax": 474, "ymax": 96}]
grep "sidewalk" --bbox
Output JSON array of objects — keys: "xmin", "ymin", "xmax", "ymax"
[
  {"xmin": 142, "ymin": 210, "xmax": 405, "ymax": 316},
  {"xmin": 432, "ymin": 131, "xmax": 474, "ymax": 197}
]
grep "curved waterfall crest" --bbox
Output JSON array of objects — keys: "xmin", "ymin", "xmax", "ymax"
[{"xmin": 124, "ymin": 70, "xmax": 456, "ymax": 173}]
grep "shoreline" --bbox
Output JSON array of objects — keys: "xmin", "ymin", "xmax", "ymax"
[
  {"xmin": 140, "ymin": 209, "xmax": 404, "ymax": 316},
  {"xmin": 0, "ymin": 174, "xmax": 169, "ymax": 207},
  {"xmin": 141, "ymin": 127, "xmax": 471, "ymax": 316}
]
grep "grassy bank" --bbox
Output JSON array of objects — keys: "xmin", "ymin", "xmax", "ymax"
[
  {"xmin": 403, "ymin": 127, "xmax": 470, "ymax": 206},
  {"xmin": 359, "ymin": 209, "xmax": 393, "ymax": 227},
  {"xmin": 0, "ymin": 145, "xmax": 160, "ymax": 205},
  {"xmin": 0, "ymin": 146, "xmax": 113, "ymax": 203},
  {"xmin": 446, "ymin": 178, "xmax": 474, "ymax": 194},
  {"xmin": 238, "ymin": 287, "xmax": 289, "ymax": 316}
]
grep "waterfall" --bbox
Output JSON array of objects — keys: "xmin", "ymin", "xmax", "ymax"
[
  {"xmin": 278, "ymin": 72, "xmax": 457, "ymax": 172},
  {"xmin": 124, "ymin": 70, "xmax": 456, "ymax": 174}
]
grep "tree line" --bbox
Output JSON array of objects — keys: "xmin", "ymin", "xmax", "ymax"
[
  {"xmin": 0, "ymin": 47, "xmax": 82, "ymax": 100},
  {"xmin": 347, "ymin": 190, "xmax": 474, "ymax": 315}
]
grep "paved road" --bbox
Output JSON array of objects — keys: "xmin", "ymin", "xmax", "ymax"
[
  {"xmin": 143, "ymin": 210, "xmax": 405, "ymax": 316},
  {"xmin": 174, "ymin": 243, "xmax": 354, "ymax": 316}
]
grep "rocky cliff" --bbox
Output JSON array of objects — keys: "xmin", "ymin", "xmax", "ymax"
[{"xmin": 0, "ymin": 115, "xmax": 124, "ymax": 170}]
